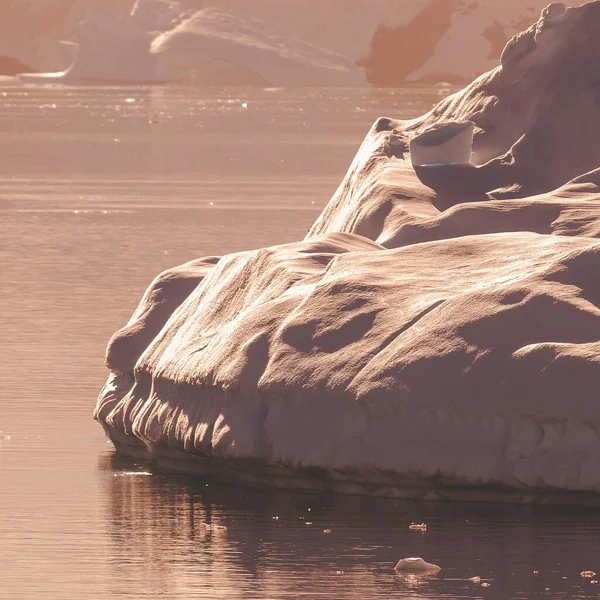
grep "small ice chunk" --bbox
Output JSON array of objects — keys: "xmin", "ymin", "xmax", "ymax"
[
  {"xmin": 581, "ymin": 571, "xmax": 597, "ymax": 578},
  {"xmin": 409, "ymin": 121, "xmax": 474, "ymax": 167},
  {"xmin": 394, "ymin": 557, "xmax": 441, "ymax": 573},
  {"xmin": 323, "ymin": 529, "xmax": 332, "ymax": 534},
  {"xmin": 409, "ymin": 522, "xmax": 427, "ymax": 531}
]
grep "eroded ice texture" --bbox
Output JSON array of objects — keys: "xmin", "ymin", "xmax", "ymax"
[{"xmin": 95, "ymin": 1, "xmax": 600, "ymax": 501}]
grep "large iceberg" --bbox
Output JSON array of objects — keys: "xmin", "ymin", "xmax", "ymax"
[{"xmin": 95, "ymin": 2, "xmax": 600, "ymax": 502}]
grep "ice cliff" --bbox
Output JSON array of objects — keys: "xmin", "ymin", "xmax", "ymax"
[{"xmin": 95, "ymin": 2, "xmax": 600, "ymax": 502}]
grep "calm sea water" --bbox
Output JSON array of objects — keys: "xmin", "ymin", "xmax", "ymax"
[{"xmin": 1, "ymin": 83, "xmax": 599, "ymax": 600}]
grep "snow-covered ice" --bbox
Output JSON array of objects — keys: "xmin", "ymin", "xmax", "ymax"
[
  {"xmin": 409, "ymin": 121, "xmax": 475, "ymax": 167},
  {"xmin": 150, "ymin": 8, "xmax": 366, "ymax": 87},
  {"xmin": 95, "ymin": 1, "xmax": 600, "ymax": 501}
]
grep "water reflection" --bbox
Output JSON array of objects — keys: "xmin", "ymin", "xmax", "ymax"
[{"xmin": 102, "ymin": 454, "xmax": 600, "ymax": 599}]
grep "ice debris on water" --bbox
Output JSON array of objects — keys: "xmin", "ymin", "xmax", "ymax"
[
  {"xmin": 202, "ymin": 523, "xmax": 227, "ymax": 530},
  {"xmin": 323, "ymin": 529, "xmax": 332, "ymax": 534},
  {"xmin": 409, "ymin": 522, "xmax": 427, "ymax": 531},
  {"xmin": 394, "ymin": 557, "xmax": 441, "ymax": 573},
  {"xmin": 581, "ymin": 571, "xmax": 597, "ymax": 578}
]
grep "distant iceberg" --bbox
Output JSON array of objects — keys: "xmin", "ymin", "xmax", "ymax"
[
  {"xmin": 17, "ymin": 4, "xmax": 365, "ymax": 86},
  {"xmin": 2, "ymin": 0, "xmax": 579, "ymax": 85},
  {"xmin": 18, "ymin": 10, "xmax": 156, "ymax": 84},
  {"xmin": 95, "ymin": 2, "xmax": 600, "ymax": 502},
  {"xmin": 150, "ymin": 8, "xmax": 366, "ymax": 87}
]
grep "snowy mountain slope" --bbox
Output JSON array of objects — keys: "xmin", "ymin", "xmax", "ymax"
[
  {"xmin": 150, "ymin": 8, "xmax": 366, "ymax": 86},
  {"xmin": 190, "ymin": 0, "xmax": 581, "ymax": 83},
  {"xmin": 0, "ymin": 0, "xmax": 583, "ymax": 83}
]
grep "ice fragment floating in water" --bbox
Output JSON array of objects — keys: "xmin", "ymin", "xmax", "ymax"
[{"xmin": 394, "ymin": 558, "xmax": 441, "ymax": 573}]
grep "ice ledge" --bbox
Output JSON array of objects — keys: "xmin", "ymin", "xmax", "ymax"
[{"xmin": 100, "ymin": 421, "xmax": 600, "ymax": 506}]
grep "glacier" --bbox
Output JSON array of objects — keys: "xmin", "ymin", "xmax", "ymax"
[{"xmin": 95, "ymin": 1, "xmax": 600, "ymax": 502}]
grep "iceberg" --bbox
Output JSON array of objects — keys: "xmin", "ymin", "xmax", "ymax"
[
  {"xmin": 18, "ymin": 10, "xmax": 157, "ymax": 84},
  {"xmin": 95, "ymin": 2, "xmax": 600, "ymax": 502},
  {"xmin": 16, "ymin": 3, "xmax": 365, "ymax": 86},
  {"xmin": 0, "ymin": 0, "xmax": 131, "ymax": 75},
  {"xmin": 149, "ymin": 8, "xmax": 366, "ymax": 87}
]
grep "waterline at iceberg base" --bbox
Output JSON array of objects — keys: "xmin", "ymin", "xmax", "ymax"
[{"xmin": 95, "ymin": 2, "xmax": 600, "ymax": 503}]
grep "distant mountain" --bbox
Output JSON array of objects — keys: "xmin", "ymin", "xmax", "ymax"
[
  {"xmin": 190, "ymin": 0, "xmax": 576, "ymax": 83},
  {"xmin": 0, "ymin": 0, "xmax": 581, "ymax": 84}
]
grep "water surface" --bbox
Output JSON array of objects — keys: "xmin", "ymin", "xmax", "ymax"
[{"xmin": 1, "ymin": 84, "xmax": 599, "ymax": 599}]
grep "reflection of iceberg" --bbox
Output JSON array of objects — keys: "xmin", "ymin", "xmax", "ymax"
[
  {"xmin": 95, "ymin": 2, "xmax": 600, "ymax": 502},
  {"xmin": 103, "ymin": 454, "xmax": 600, "ymax": 596},
  {"xmin": 18, "ymin": 5, "xmax": 365, "ymax": 86}
]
